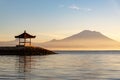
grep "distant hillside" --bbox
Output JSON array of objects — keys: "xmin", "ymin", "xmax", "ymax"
[
  {"xmin": 62, "ymin": 30, "xmax": 114, "ymax": 41},
  {"xmin": 0, "ymin": 30, "xmax": 120, "ymax": 50},
  {"xmin": 39, "ymin": 30, "xmax": 120, "ymax": 50},
  {"xmin": 0, "ymin": 39, "xmax": 18, "ymax": 46}
]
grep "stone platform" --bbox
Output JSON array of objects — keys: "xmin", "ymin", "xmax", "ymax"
[{"xmin": 0, "ymin": 46, "xmax": 57, "ymax": 55}]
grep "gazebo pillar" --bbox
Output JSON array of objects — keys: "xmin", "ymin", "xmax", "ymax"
[
  {"xmin": 30, "ymin": 38, "xmax": 31, "ymax": 46},
  {"xmin": 19, "ymin": 38, "xmax": 20, "ymax": 45},
  {"xmin": 24, "ymin": 38, "xmax": 26, "ymax": 46}
]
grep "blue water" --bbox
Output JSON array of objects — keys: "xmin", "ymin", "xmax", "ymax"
[{"xmin": 0, "ymin": 51, "xmax": 120, "ymax": 80}]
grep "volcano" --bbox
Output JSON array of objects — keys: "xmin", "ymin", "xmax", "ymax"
[{"xmin": 40, "ymin": 30, "xmax": 120, "ymax": 50}]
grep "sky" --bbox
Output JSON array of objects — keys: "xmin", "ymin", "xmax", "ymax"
[{"xmin": 1, "ymin": 0, "xmax": 120, "ymax": 42}]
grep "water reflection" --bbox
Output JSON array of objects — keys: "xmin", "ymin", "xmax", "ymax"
[
  {"xmin": 16, "ymin": 56, "xmax": 33, "ymax": 80},
  {"xmin": 1, "ymin": 52, "xmax": 120, "ymax": 80}
]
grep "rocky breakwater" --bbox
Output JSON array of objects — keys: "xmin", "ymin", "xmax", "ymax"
[{"xmin": 0, "ymin": 46, "xmax": 57, "ymax": 55}]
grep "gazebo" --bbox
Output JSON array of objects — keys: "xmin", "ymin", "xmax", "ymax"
[{"xmin": 15, "ymin": 30, "xmax": 36, "ymax": 46}]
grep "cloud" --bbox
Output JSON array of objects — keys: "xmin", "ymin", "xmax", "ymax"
[
  {"xmin": 69, "ymin": 5, "xmax": 80, "ymax": 10},
  {"xmin": 68, "ymin": 4, "xmax": 92, "ymax": 11},
  {"xmin": 58, "ymin": 4, "xmax": 92, "ymax": 12},
  {"xmin": 82, "ymin": 8, "xmax": 92, "ymax": 11}
]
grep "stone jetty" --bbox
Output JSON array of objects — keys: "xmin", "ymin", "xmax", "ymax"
[{"xmin": 0, "ymin": 46, "xmax": 57, "ymax": 55}]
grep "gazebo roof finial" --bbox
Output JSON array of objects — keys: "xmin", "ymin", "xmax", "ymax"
[{"xmin": 24, "ymin": 30, "xmax": 26, "ymax": 33}]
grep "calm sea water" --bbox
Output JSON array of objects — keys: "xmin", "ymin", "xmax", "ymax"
[{"xmin": 0, "ymin": 51, "xmax": 120, "ymax": 80}]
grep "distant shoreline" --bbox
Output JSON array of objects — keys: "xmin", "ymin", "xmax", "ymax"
[{"xmin": 54, "ymin": 50, "xmax": 120, "ymax": 52}]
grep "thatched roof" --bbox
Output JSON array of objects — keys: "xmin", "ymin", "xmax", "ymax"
[{"xmin": 15, "ymin": 31, "xmax": 36, "ymax": 38}]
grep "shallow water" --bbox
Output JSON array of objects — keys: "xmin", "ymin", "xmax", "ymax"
[{"xmin": 0, "ymin": 51, "xmax": 120, "ymax": 80}]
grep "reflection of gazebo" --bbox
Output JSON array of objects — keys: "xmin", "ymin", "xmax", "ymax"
[{"xmin": 15, "ymin": 30, "xmax": 36, "ymax": 46}]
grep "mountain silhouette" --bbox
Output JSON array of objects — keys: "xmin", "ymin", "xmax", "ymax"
[
  {"xmin": 62, "ymin": 30, "xmax": 113, "ymax": 40},
  {"xmin": 40, "ymin": 30, "xmax": 120, "ymax": 50},
  {"xmin": 0, "ymin": 30, "xmax": 120, "ymax": 50}
]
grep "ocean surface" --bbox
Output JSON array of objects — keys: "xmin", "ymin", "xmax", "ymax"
[{"xmin": 0, "ymin": 51, "xmax": 120, "ymax": 80}]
